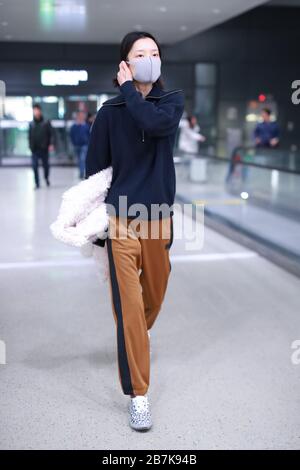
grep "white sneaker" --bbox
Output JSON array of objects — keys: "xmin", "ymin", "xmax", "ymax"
[{"xmin": 128, "ymin": 394, "xmax": 152, "ymax": 431}]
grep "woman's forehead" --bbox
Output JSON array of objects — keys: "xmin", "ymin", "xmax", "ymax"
[{"xmin": 131, "ymin": 38, "xmax": 158, "ymax": 52}]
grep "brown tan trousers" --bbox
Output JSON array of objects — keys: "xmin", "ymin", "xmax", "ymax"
[{"xmin": 105, "ymin": 214, "xmax": 174, "ymax": 396}]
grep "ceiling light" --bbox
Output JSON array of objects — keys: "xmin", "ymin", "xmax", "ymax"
[
  {"xmin": 212, "ymin": 8, "xmax": 221, "ymax": 14},
  {"xmin": 158, "ymin": 6, "xmax": 167, "ymax": 12}
]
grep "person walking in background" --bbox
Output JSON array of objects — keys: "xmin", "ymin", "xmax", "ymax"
[
  {"xmin": 177, "ymin": 114, "xmax": 206, "ymax": 178},
  {"xmin": 178, "ymin": 114, "xmax": 206, "ymax": 153},
  {"xmin": 70, "ymin": 110, "xmax": 90, "ymax": 180},
  {"xmin": 28, "ymin": 103, "xmax": 55, "ymax": 190},
  {"xmin": 254, "ymin": 107, "xmax": 280, "ymax": 148}
]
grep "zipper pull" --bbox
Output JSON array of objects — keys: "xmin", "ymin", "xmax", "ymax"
[{"xmin": 142, "ymin": 129, "xmax": 145, "ymax": 142}]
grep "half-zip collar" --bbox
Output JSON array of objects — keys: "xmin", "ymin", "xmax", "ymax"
[{"xmin": 102, "ymin": 82, "xmax": 183, "ymax": 107}]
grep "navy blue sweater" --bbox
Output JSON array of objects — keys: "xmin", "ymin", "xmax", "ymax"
[
  {"xmin": 70, "ymin": 122, "xmax": 90, "ymax": 147},
  {"xmin": 254, "ymin": 121, "xmax": 280, "ymax": 147},
  {"xmin": 85, "ymin": 80, "xmax": 185, "ymax": 222}
]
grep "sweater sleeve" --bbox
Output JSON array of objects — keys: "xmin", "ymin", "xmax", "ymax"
[
  {"xmin": 119, "ymin": 80, "xmax": 185, "ymax": 137},
  {"xmin": 47, "ymin": 120, "xmax": 56, "ymax": 147},
  {"xmin": 85, "ymin": 107, "xmax": 111, "ymax": 179}
]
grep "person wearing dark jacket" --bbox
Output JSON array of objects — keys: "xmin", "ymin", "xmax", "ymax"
[
  {"xmin": 254, "ymin": 108, "xmax": 280, "ymax": 148},
  {"xmin": 70, "ymin": 110, "xmax": 90, "ymax": 180},
  {"xmin": 29, "ymin": 104, "xmax": 54, "ymax": 189},
  {"xmin": 85, "ymin": 31, "xmax": 184, "ymax": 431}
]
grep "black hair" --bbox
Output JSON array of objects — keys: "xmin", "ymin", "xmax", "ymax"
[
  {"xmin": 112, "ymin": 31, "xmax": 164, "ymax": 89},
  {"xmin": 187, "ymin": 114, "xmax": 197, "ymax": 128},
  {"xmin": 262, "ymin": 107, "xmax": 271, "ymax": 115},
  {"xmin": 33, "ymin": 103, "xmax": 42, "ymax": 110}
]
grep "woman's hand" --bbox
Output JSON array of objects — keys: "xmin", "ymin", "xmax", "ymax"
[{"xmin": 117, "ymin": 61, "xmax": 133, "ymax": 86}]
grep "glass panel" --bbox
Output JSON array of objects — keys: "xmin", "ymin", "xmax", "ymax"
[
  {"xmin": 195, "ymin": 63, "xmax": 216, "ymax": 86},
  {"xmin": 0, "ymin": 94, "xmax": 118, "ymax": 164},
  {"xmin": 232, "ymin": 147, "xmax": 300, "ymax": 173},
  {"xmin": 0, "ymin": 124, "xmax": 31, "ymax": 156},
  {"xmin": 4, "ymin": 96, "xmax": 33, "ymax": 121},
  {"xmin": 175, "ymin": 156, "xmax": 300, "ymax": 258},
  {"xmin": 194, "ymin": 88, "xmax": 216, "ymax": 118}
]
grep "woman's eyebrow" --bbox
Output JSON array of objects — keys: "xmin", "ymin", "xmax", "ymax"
[{"xmin": 135, "ymin": 48, "xmax": 159, "ymax": 52}]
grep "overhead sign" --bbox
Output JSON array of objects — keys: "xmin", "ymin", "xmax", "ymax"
[{"xmin": 41, "ymin": 69, "xmax": 88, "ymax": 86}]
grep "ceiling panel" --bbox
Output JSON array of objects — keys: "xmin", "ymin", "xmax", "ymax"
[
  {"xmin": 0, "ymin": 0, "xmax": 268, "ymax": 44},
  {"xmin": 268, "ymin": 0, "xmax": 300, "ymax": 5}
]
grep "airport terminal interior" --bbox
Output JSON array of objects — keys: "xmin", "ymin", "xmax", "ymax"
[{"xmin": 0, "ymin": 0, "xmax": 300, "ymax": 450}]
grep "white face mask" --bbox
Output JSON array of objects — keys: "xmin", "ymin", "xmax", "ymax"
[{"xmin": 126, "ymin": 56, "xmax": 161, "ymax": 83}]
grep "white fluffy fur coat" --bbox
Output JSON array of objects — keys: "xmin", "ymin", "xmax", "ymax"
[{"xmin": 50, "ymin": 166, "xmax": 113, "ymax": 282}]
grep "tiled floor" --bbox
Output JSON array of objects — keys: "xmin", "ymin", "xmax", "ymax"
[{"xmin": 0, "ymin": 167, "xmax": 299, "ymax": 449}]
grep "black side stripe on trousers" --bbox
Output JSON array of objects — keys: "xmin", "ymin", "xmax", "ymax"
[
  {"xmin": 165, "ymin": 215, "xmax": 174, "ymax": 272},
  {"xmin": 165, "ymin": 214, "xmax": 174, "ymax": 249},
  {"xmin": 106, "ymin": 237, "xmax": 134, "ymax": 395}
]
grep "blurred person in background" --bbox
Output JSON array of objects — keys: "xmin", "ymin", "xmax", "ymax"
[
  {"xmin": 254, "ymin": 107, "xmax": 280, "ymax": 148},
  {"xmin": 178, "ymin": 114, "xmax": 206, "ymax": 153},
  {"xmin": 177, "ymin": 114, "xmax": 206, "ymax": 177},
  {"xmin": 70, "ymin": 110, "xmax": 90, "ymax": 180},
  {"xmin": 28, "ymin": 103, "xmax": 55, "ymax": 189}
]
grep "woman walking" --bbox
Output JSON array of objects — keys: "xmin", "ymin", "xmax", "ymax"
[{"xmin": 85, "ymin": 31, "xmax": 184, "ymax": 431}]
